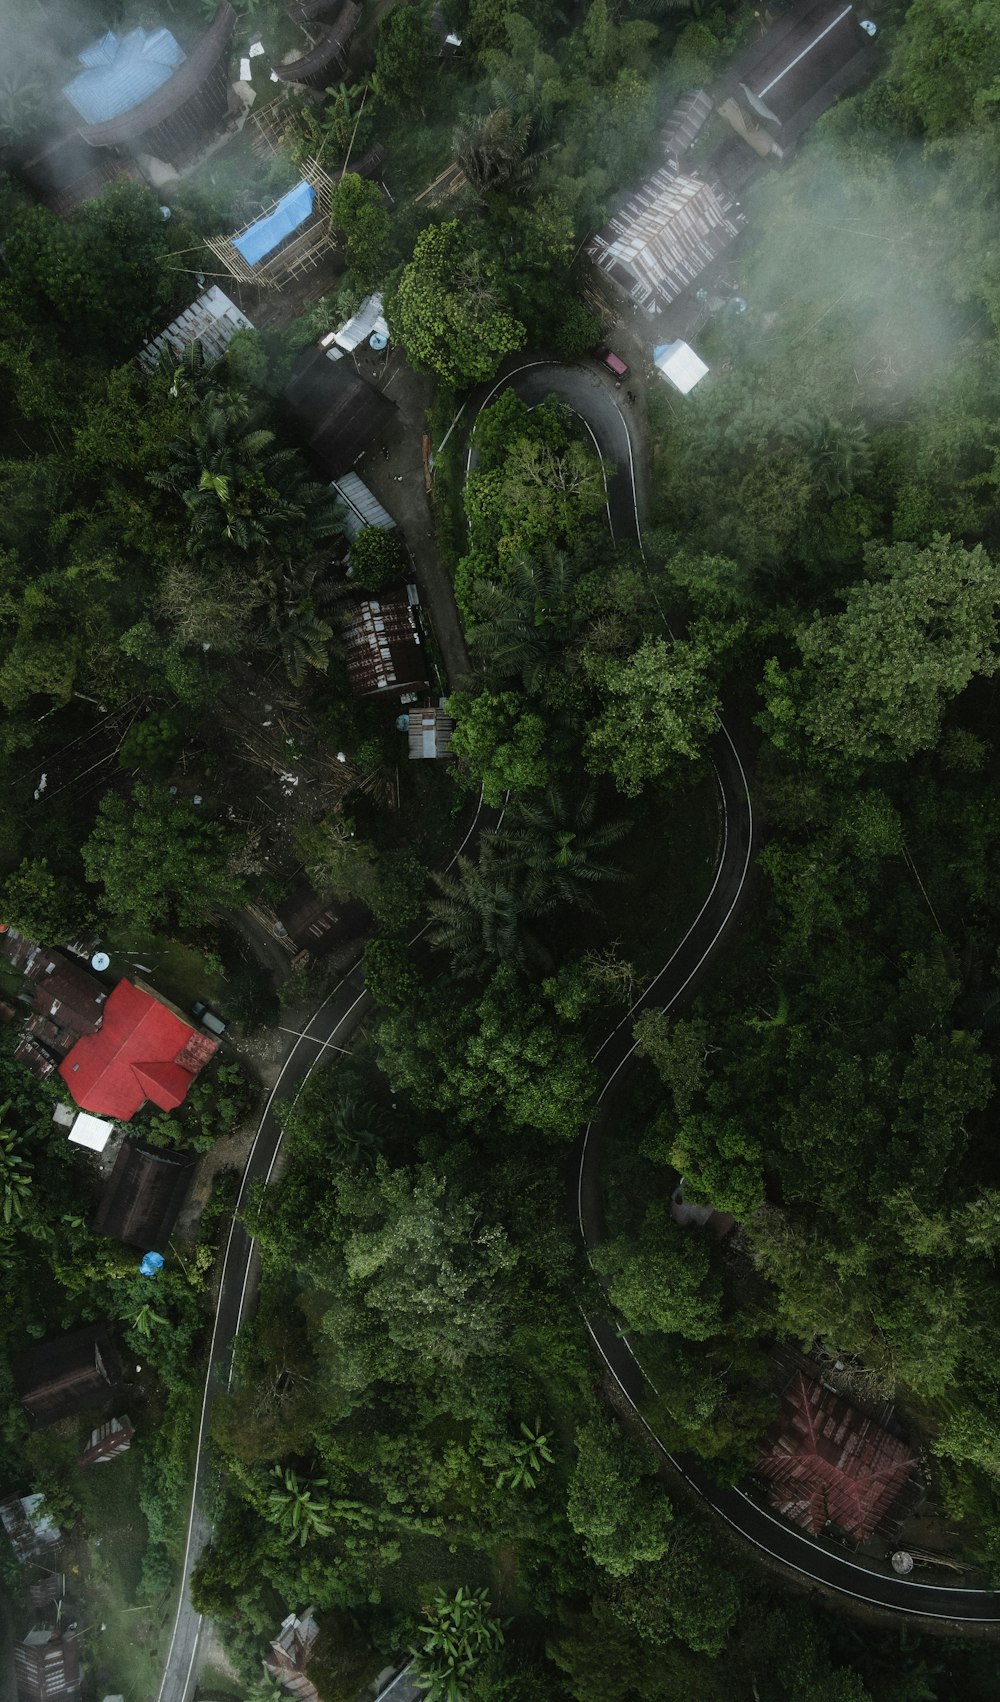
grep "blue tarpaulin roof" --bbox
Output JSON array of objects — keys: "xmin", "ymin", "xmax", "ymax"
[
  {"xmin": 63, "ymin": 27, "xmax": 186, "ymax": 125},
  {"xmin": 233, "ymin": 181, "xmax": 316, "ymax": 265}
]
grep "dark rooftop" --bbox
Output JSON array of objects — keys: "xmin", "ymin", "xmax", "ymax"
[
  {"xmin": 12, "ymin": 1325, "xmax": 122, "ymax": 1430},
  {"xmin": 285, "ymin": 346, "xmax": 396, "ymax": 477},
  {"xmin": 92, "ymin": 1139, "xmax": 196, "ymax": 1249}
]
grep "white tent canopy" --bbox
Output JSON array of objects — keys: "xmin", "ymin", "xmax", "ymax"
[
  {"xmin": 69, "ymin": 1112, "xmax": 115, "ymax": 1152},
  {"xmin": 653, "ymin": 339, "xmax": 709, "ymax": 394}
]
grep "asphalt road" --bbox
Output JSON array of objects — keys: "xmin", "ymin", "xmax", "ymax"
[
  {"xmin": 154, "ymin": 802, "xmax": 492, "ymax": 1702},
  {"xmin": 493, "ymin": 361, "xmax": 1000, "ymax": 1627},
  {"xmin": 156, "ymin": 361, "xmax": 1000, "ymax": 1702}
]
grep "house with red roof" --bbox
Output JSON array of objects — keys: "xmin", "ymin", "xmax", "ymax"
[
  {"xmin": 58, "ymin": 979, "xmax": 218, "ymax": 1121},
  {"xmin": 756, "ymin": 1372, "xmax": 916, "ymax": 1545}
]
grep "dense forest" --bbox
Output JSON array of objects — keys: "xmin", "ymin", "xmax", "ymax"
[{"xmin": 3, "ymin": 0, "xmax": 1000, "ymax": 1698}]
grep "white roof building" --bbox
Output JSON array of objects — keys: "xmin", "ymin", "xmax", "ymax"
[
  {"xmin": 654, "ymin": 339, "xmax": 709, "ymax": 395},
  {"xmin": 319, "ymin": 293, "xmax": 389, "ymax": 358}
]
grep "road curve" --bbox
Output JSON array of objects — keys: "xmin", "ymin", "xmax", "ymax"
[{"xmin": 481, "ymin": 360, "xmax": 1000, "ymax": 1626}]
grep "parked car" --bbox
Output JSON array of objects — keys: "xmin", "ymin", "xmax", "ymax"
[
  {"xmin": 192, "ymin": 1000, "xmax": 226, "ymax": 1037},
  {"xmin": 591, "ymin": 344, "xmax": 630, "ymax": 381}
]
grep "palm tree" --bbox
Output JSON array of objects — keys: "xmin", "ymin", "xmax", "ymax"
[
  {"xmin": 0, "ymin": 1112, "xmax": 32, "ymax": 1225},
  {"xmin": 788, "ymin": 412, "xmax": 873, "ymax": 497},
  {"xmin": 252, "ymin": 557, "xmax": 353, "ymax": 686},
  {"xmin": 150, "ymin": 395, "xmax": 343, "ymax": 560},
  {"xmin": 427, "ymin": 844, "xmax": 549, "ymax": 979},
  {"xmin": 455, "ymin": 108, "xmax": 539, "ymax": 197},
  {"xmin": 467, "ymin": 547, "xmax": 587, "ymax": 692},
  {"xmin": 328, "ymin": 1091, "xmax": 394, "ymax": 1167},
  {"xmin": 486, "ymin": 785, "xmax": 631, "ymax": 913},
  {"xmin": 266, "ymin": 1465, "xmax": 333, "ymax": 1547}
]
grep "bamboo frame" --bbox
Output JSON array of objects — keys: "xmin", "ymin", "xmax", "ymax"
[{"xmin": 205, "ymin": 156, "xmax": 339, "ymax": 290}]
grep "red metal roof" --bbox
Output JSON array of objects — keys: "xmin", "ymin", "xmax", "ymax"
[
  {"xmin": 757, "ymin": 1372, "xmax": 915, "ymax": 1543},
  {"xmin": 58, "ymin": 980, "xmax": 217, "ymax": 1120}
]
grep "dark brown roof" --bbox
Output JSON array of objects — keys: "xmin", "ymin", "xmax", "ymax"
[
  {"xmin": 274, "ymin": 3, "xmax": 361, "ymax": 86},
  {"xmin": 76, "ymin": 4, "xmax": 236, "ymax": 150},
  {"xmin": 723, "ymin": 1, "xmax": 874, "ymax": 146},
  {"xmin": 92, "ymin": 1139, "xmax": 195, "ymax": 1249},
  {"xmin": 12, "ymin": 1325, "xmax": 121, "ymax": 1430},
  {"xmin": 275, "ymin": 884, "xmax": 369, "ymax": 954},
  {"xmin": 14, "ymin": 1629, "xmax": 81, "ymax": 1702},
  {"xmin": 14, "ymin": 1035, "xmax": 57, "ymax": 1081},
  {"xmin": 25, "ymin": 951, "xmax": 107, "ymax": 1041},
  {"xmin": 344, "ymin": 589, "xmax": 428, "ymax": 700},
  {"xmin": 285, "ymin": 346, "xmax": 396, "ymax": 476}
]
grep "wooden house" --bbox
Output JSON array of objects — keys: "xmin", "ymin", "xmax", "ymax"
[
  {"xmin": 345, "ymin": 588, "xmax": 428, "ymax": 702},
  {"xmin": 93, "ymin": 1142, "xmax": 195, "ymax": 1249},
  {"xmin": 588, "ymin": 169, "xmax": 744, "ymax": 315},
  {"xmin": 12, "ymin": 1325, "xmax": 122, "ymax": 1431}
]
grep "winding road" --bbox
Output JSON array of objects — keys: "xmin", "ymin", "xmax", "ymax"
[{"xmin": 156, "ymin": 360, "xmax": 1000, "ymax": 1702}]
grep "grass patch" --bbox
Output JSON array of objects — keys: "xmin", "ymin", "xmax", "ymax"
[
  {"xmin": 102, "ymin": 926, "xmax": 230, "ymax": 1014},
  {"xmin": 74, "ymin": 1446, "xmax": 165, "ymax": 1701}
]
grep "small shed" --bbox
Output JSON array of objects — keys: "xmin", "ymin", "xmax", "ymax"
[
  {"xmin": 264, "ymin": 1610, "xmax": 321, "ymax": 1702},
  {"xmin": 654, "ymin": 340, "xmax": 709, "ymax": 395},
  {"xmin": 0, "ymin": 1495, "xmax": 62, "ymax": 1565},
  {"xmin": 12, "ymin": 1325, "xmax": 122, "ymax": 1430},
  {"xmin": 345, "ymin": 588, "xmax": 428, "ymax": 701},
  {"xmin": 285, "ymin": 346, "xmax": 396, "ymax": 477},
  {"xmin": 92, "ymin": 1141, "xmax": 196, "ymax": 1249},
  {"xmin": 14, "ymin": 1628, "xmax": 82, "ymax": 1702},
  {"xmin": 78, "ymin": 1414, "xmax": 134, "ymax": 1466},
  {"xmin": 406, "ymin": 705, "xmax": 454, "ymax": 760},
  {"xmin": 320, "ymin": 293, "xmax": 389, "ymax": 358},
  {"xmin": 28, "ymin": 1573, "xmax": 66, "ymax": 1610},
  {"xmin": 205, "ymin": 158, "xmax": 339, "ymax": 291},
  {"xmin": 332, "ymin": 473, "xmax": 395, "ymax": 542}
]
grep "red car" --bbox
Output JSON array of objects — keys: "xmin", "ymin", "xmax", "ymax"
[{"xmin": 591, "ymin": 344, "xmax": 630, "ymax": 380}]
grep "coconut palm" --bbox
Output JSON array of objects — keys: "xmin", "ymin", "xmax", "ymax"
[
  {"xmin": 150, "ymin": 395, "xmax": 343, "ymax": 561},
  {"xmin": 788, "ymin": 412, "xmax": 873, "ymax": 497},
  {"xmin": 427, "ymin": 843, "xmax": 549, "ymax": 979},
  {"xmin": 467, "ymin": 547, "xmax": 588, "ymax": 692},
  {"xmin": 266, "ymin": 1465, "xmax": 333, "ymax": 1547},
  {"xmin": 455, "ymin": 107, "xmax": 539, "ymax": 197},
  {"xmin": 486, "ymin": 785, "xmax": 631, "ymax": 913},
  {"xmin": 328, "ymin": 1091, "xmax": 394, "ymax": 1167}
]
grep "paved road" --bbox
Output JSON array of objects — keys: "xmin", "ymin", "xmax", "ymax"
[
  {"xmin": 486, "ymin": 362, "xmax": 1000, "ymax": 1626},
  {"xmin": 155, "ymin": 802, "xmax": 492, "ymax": 1702}
]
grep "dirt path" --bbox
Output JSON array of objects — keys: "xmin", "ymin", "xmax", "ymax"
[{"xmin": 352, "ymin": 358, "xmax": 473, "ymax": 692}]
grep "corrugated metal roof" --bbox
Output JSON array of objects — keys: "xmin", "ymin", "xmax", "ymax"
[
  {"xmin": 333, "ymin": 472, "xmax": 396, "ymax": 540},
  {"xmin": 63, "ymin": 28, "xmax": 185, "ymax": 125},
  {"xmin": 140, "ymin": 286, "xmax": 255, "ymax": 370}
]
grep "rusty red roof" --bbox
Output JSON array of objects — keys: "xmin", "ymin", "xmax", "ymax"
[{"xmin": 757, "ymin": 1372, "xmax": 916, "ymax": 1543}]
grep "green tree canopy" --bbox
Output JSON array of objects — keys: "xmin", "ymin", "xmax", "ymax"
[{"xmin": 388, "ymin": 220, "xmax": 525, "ymax": 386}]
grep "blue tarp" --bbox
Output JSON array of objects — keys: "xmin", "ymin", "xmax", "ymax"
[
  {"xmin": 233, "ymin": 182, "xmax": 316, "ymax": 266},
  {"xmin": 63, "ymin": 27, "xmax": 186, "ymax": 125},
  {"xmin": 139, "ymin": 1251, "xmax": 165, "ymax": 1277}
]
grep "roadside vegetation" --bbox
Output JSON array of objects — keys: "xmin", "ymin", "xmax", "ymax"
[{"xmin": 2, "ymin": 0, "xmax": 1000, "ymax": 1698}]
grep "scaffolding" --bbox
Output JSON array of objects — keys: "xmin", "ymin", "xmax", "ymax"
[{"xmin": 205, "ymin": 157, "xmax": 339, "ymax": 290}]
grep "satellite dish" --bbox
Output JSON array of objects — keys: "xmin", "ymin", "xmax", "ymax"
[
  {"xmin": 91, "ymin": 951, "xmax": 111, "ymax": 972},
  {"xmin": 891, "ymin": 1551, "xmax": 914, "ymax": 1575},
  {"xmin": 369, "ymin": 331, "xmax": 389, "ymax": 351}
]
